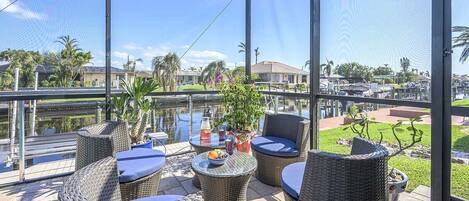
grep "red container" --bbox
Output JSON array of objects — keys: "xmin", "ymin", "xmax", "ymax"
[{"xmin": 200, "ymin": 129, "xmax": 211, "ymax": 140}]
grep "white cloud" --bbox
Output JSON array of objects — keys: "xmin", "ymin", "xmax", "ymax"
[
  {"xmin": 0, "ymin": 0, "xmax": 46, "ymax": 20},
  {"xmin": 142, "ymin": 46, "xmax": 168, "ymax": 59},
  {"xmin": 113, "ymin": 51, "xmax": 130, "ymax": 60},
  {"xmin": 123, "ymin": 42, "xmax": 143, "ymax": 50},
  {"xmin": 186, "ymin": 50, "xmax": 227, "ymax": 60},
  {"xmin": 116, "ymin": 42, "xmax": 231, "ymax": 70},
  {"xmin": 181, "ymin": 50, "xmax": 228, "ymax": 67}
]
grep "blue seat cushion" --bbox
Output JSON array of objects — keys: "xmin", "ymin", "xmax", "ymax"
[
  {"xmin": 281, "ymin": 162, "xmax": 305, "ymax": 200},
  {"xmin": 116, "ymin": 148, "xmax": 166, "ymax": 183},
  {"xmin": 132, "ymin": 195, "xmax": 185, "ymax": 201},
  {"xmin": 251, "ymin": 136, "xmax": 299, "ymax": 157}
]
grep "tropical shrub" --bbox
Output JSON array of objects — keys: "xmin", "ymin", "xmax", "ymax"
[
  {"xmin": 112, "ymin": 77, "xmax": 158, "ymax": 144},
  {"xmin": 217, "ymin": 79, "xmax": 264, "ymax": 137}
]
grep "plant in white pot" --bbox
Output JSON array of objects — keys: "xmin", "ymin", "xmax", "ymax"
[
  {"xmin": 112, "ymin": 77, "xmax": 158, "ymax": 147},
  {"xmin": 217, "ymin": 79, "xmax": 264, "ymax": 153},
  {"xmin": 344, "ymin": 105, "xmax": 423, "ymax": 201}
]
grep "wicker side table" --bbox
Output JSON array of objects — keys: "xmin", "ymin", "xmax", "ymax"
[
  {"xmin": 189, "ymin": 134, "xmax": 225, "ymax": 188},
  {"xmin": 191, "ymin": 151, "xmax": 257, "ymax": 201}
]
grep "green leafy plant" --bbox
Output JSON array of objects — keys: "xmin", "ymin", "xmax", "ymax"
[
  {"xmin": 218, "ymin": 79, "xmax": 264, "ymax": 142},
  {"xmin": 112, "ymin": 77, "xmax": 158, "ymax": 144}
]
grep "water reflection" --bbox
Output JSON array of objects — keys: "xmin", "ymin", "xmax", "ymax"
[{"xmin": 0, "ymin": 96, "xmax": 355, "ymax": 173}]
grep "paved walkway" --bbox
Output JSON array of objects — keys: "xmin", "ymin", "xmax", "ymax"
[{"xmin": 319, "ymin": 106, "xmax": 469, "ymax": 128}]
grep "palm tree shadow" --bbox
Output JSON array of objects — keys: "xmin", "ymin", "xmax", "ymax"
[{"xmin": 0, "ymin": 177, "xmax": 65, "ymax": 200}]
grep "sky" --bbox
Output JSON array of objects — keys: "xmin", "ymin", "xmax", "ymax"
[{"xmin": 0, "ymin": 0, "xmax": 468, "ymax": 74}]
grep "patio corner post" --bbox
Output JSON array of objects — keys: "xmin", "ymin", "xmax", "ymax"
[
  {"xmin": 431, "ymin": 0, "xmax": 451, "ymax": 200},
  {"xmin": 309, "ymin": 0, "xmax": 320, "ymax": 149},
  {"xmin": 105, "ymin": 0, "xmax": 112, "ymax": 121},
  {"xmin": 245, "ymin": 0, "xmax": 252, "ymax": 82}
]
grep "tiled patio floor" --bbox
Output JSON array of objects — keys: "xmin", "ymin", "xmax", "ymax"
[
  {"xmin": 0, "ymin": 106, "xmax": 443, "ymax": 200},
  {"xmin": 0, "ymin": 152, "xmax": 285, "ymax": 201},
  {"xmin": 0, "ymin": 151, "xmax": 430, "ymax": 201}
]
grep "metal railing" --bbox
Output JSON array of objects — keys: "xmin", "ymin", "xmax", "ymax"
[{"xmin": 2, "ymin": 88, "xmax": 469, "ymax": 187}]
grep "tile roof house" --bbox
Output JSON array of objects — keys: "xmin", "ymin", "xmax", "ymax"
[{"xmin": 252, "ymin": 61, "xmax": 309, "ymax": 85}]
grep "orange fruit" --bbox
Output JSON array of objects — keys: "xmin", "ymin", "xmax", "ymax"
[{"xmin": 208, "ymin": 151, "xmax": 219, "ymax": 159}]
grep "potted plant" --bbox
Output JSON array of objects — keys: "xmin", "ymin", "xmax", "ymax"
[
  {"xmin": 344, "ymin": 105, "xmax": 422, "ymax": 201},
  {"xmin": 112, "ymin": 77, "xmax": 158, "ymax": 148},
  {"xmin": 217, "ymin": 79, "xmax": 264, "ymax": 153}
]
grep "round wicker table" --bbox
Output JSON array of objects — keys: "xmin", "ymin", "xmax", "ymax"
[
  {"xmin": 189, "ymin": 134, "xmax": 225, "ymax": 188},
  {"xmin": 191, "ymin": 151, "xmax": 257, "ymax": 201}
]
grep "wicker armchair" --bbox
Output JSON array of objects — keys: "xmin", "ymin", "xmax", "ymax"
[
  {"xmin": 59, "ymin": 157, "xmax": 184, "ymax": 201},
  {"xmin": 76, "ymin": 121, "xmax": 131, "ymax": 170},
  {"xmin": 75, "ymin": 121, "xmax": 164, "ymax": 201},
  {"xmin": 251, "ymin": 113, "xmax": 310, "ymax": 186},
  {"xmin": 281, "ymin": 137, "xmax": 389, "ymax": 201}
]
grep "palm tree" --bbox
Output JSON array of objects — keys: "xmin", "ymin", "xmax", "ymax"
[
  {"xmin": 152, "ymin": 52, "xmax": 180, "ymax": 92},
  {"xmin": 201, "ymin": 60, "xmax": 227, "ymax": 89},
  {"xmin": 320, "ymin": 59, "xmax": 334, "ymax": 77},
  {"xmin": 56, "ymin": 35, "xmax": 81, "ymax": 58},
  {"xmin": 53, "ymin": 35, "xmax": 92, "ymax": 87},
  {"xmin": 238, "ymin": 42, "xmax": 246, "ymax": 53},
  {"xmin": 400, "ymin": 57, "xmax": 410, "ymax": 73},
  {"xmin": 254, "ymin": 47, "xmax": 260, "ymax": 64},
  {"xmin": 453, "ymin": 26, "xmax": 469, "ymax": 63},
  {"xmin": 303, "ymin": 60, "xmax": 310, "ymax": 71},
  {"xmin": 123, "ymin": 55, "xmax": 143, "ymax": 72}
]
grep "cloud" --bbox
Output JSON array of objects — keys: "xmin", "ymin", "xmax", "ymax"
[
  {"xmin": 116, "ymin": 42, "xmax": 230, "ymax": 69},
  {"xmin": 142, "ymin": 46, "xmax": 168, "ymax": 59},
  {"xmin": 182, "ymin": 50, "xmax": 228, "ymax": 67},
  {"xmin": 0, "ymin": 0, "xmax": 46, "ymax": 20},
  {"xmin": 123, "ymin": 42, "xmax": 143, "ymax": 50},
  {"xmin": 186, "ymin": 50, "xmax": 227, "ymax": 60},
  {"xmin": 113, "ymin": 51, "xmax": 129, "ymax": 60}
]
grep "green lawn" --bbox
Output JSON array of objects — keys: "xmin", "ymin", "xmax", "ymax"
[
  {"xmin": 177, "ymin": 84, "xmax": 207, "ymax": 91},
  {"xmin": 452, "ymin": 99, "xmax": 469, "ymax": 107},
  {"xmin": 423, "ymin": 99, "xmax": 469, "ymax": 112},
  {"xmin": 320, "ymin": 123, "xmax": 469, "ymax": 199}
]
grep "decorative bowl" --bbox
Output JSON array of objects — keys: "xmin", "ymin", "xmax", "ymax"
[{"xmin": 208, "ymin": 151, "xmax": 228, "ymax": 166}]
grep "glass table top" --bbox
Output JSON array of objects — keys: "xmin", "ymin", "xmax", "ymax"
[
  {"xmin": 189, "ymin": 134, "xmax": 225, "ymax": 148},
  {"xmin": 191, "ymin": 151, "xmax": 257, "ymax": 177}
]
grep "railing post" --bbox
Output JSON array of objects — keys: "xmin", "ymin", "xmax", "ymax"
[
  {"xmin": 10, "ymin": 68, "xmax": 19, "ymax": 162},
  {"xmin": 95, "ymin": 105, "xmax": 102, "ymax": 124},
  {"xmin": 18, "ymin": 100, "xmax": 25, "ymax": 182},
  {"xmin": 31, "ymin": 72, "xmax": 38, "ymax": 136},
  {"xmin": 188, "ymin": 95, "xmax": 193, "ymax": 138},
  {"xmin": 274, "ymin": 96, "xmax": 278, "ymax": 114}
]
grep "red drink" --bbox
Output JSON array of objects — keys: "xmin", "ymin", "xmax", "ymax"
[
  {"xmin": 200, "ymin": 129, "xmax": 211, "ymax": 140},
  {"xmin": 200, "ymin": 117, "xmax": 211, "ymax": 140}
]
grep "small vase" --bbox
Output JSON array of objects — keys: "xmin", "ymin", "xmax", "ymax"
[
  {"xmin": 236, "ymin": 140, "xmax": 251, "ymax": 153},
  {"xmin": 235, "ymin": 130, "xmax": 254, "ymax": 153}
]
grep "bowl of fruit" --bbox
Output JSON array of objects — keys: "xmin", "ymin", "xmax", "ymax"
[{"xmin": 207, "ymin": 149, "xmax": 228, "ymax": 166}]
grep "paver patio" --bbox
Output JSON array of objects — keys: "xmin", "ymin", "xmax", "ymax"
[
  {"xmin": 0, "ymin": 107, "xmax": 444, "ymax": 201},
  {"xmin": 0, "ymin": 150, "xmax": 430, "ymax": 201}
]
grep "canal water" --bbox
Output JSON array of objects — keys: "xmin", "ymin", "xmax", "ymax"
[{"xmin": 0, "ymin": 97, "xmax": 354, "ymax": 173}]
